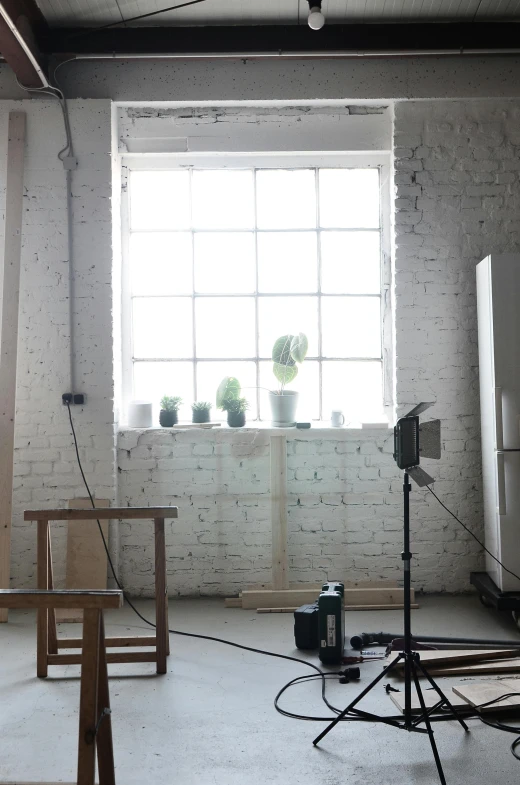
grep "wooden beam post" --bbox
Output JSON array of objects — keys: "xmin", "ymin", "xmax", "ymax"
[
  {"xmin": 270, "ymin": 434, "xmax": 289, "ymax": 591},
  {"xmin": 0, "ymin": 111, "xmax": 26, "ymax": 623}
]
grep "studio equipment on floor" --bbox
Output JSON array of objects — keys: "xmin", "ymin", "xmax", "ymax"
[
  {"xmin": 294, "ymin": 582, "xmax": 345, "ymax": 664},
  {"xmin": 311, "ymin": 403, "xmax": 469, "ymax": 785}
]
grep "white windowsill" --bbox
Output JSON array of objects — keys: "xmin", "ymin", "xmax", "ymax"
[{"xmin": 118, "ymin": 420, "xmax": 392, "ymax": 437}]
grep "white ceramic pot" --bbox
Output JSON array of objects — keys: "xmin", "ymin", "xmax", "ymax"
[
  {"xmin": 269, "ymin": 390, "xmax": 299, "ymax": 427},
  {"xmin": 127, "ymin": 400, "xmax": 153, "ymax": 428}
]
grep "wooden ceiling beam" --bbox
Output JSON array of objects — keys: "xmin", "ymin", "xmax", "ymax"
[{"xmin": 0, "ymin": 0, "xmax": 49, "ymax": 88}]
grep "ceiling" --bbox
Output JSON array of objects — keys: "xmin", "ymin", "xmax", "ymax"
[{"xmin": 33, "ymin": 0, "xmax": 520, "ymax": 28}]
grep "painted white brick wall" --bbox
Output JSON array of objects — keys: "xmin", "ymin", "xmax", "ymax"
[
  {"xmin": 3, "ymin": 99, "xmax": 116, "ymax": 588},
  {"xmin": 117, "ymin": 99, "xmax": 520, "ymax": 596},
  {"xmin": 117, "ymin": 427, "xmax": 482, "ymax": 596},
  {"xmin": 11, "ymin": 97, "xmax": 518, "ymax": 596},
  {"xmin": 392, "ymin": 99, "xmax": 520, "ymax": 590}
]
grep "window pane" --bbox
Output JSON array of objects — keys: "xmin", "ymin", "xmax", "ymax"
[
  {"xmin": 259, "ymin": 360, "xmax": 319, "ymax": 421},
  {"xmin": 192, "ymin": 170, "xmax": 254, "ymax": 229},
  {"xmin": 258, "ymin": 296, "xmax": 319, "ymax": 357},
  {"xmin": 322, "ymin": 297, "xmax": 380, "ymax": 358},
  {"xmin": 194, "ymin": 233, "xmax": 255, "ymax": 294},
  {"xmin": 133, "ymin": 297, "xmax": 193, "ymax": 359},
  {"xmin": 195, "ymin": 297, "xmax": 255, "ymax": 358},
  {"xmin": 130, "ymin": 171, "xmax": 190, "ymax": 231},
  {"xmin": 256, "ymin": 169, "xmax": 316, "ymax": 229},
  {"xmin": 197, "ymin": 361, "xmax": 257, "ymax": 420},
  {"xmin": 322, "ymin": 361, "xmax": 383, "ymax": 422},
  {"xmin": 319, "ymin": 169, "xmax": 379, "ymax": 229},
  {"xmin": 133, "ymin": 361, "xmax": 194, "ymax": 423},
  {"xmin": 130, "ymin": 233, "xmax": 192, "ymax": 295},
  {"xmin": 321, "ymin": 231, "xmax": 380, "ymax": 295},
  {"xmin": 258, "ymin": 232, "xmax": 317, "ymax": 293}
]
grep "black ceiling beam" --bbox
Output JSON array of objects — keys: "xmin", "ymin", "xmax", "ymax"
[{"xmin": 41, "ymin": 22, "xmax": 520, "ymax": 58}]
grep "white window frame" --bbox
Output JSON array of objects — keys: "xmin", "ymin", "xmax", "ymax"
[{"xmin": 120, "ymin": 152, "xmax": 393, "ymax": 424}]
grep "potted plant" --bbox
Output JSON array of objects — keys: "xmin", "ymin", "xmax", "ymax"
[
  {"xmin": 192, "ymin": 401, "xmax": 212, "ymax": 424},
  {"xmin": 159, "ymin": 396, "xmax": 182, "ymax": 427},
  {"xmin": 216, "ymin": 376, "xmax": 246, "ymax": 426},
  {"xmin": 222, "ymin": 397, "xmax": 249, "ymax": 427},
  {"xmin": 269, "ymin": 332, "xmax": 308, "ymax": 427}
]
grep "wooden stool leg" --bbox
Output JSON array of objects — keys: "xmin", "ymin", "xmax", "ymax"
[
  {"xmin": 78, "ymin": 609, "xmax": 100, "ymax": 785},
  {"xmin": 96, "ymin": 613, "xmax": 115, "ymax": 785},
  {"xmin": 47, "ymin": 534, "xmax": 58, "ymax": 655},
  {"xmin": 165, "ymin": 582, "xmax": 170, "ymax": 657},
  {"xmin": 37, "ymin": 520, "xmax": 49, "ymax": 678},
  {"xmin": 154, "ymin": 518, "xmax": 167, "ymax": 674}
]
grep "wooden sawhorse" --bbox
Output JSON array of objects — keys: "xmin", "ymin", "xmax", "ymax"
[
  {"xmin": 0, "ymin": 589, "xmax": 122, "ymax": 785},
  {"xmin": 24, "ymin": 507, "xmax": 178, "ymax": 677}
]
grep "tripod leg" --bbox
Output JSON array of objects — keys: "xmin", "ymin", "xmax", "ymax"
[
  {"xmin": 312, "ymin": 654, "xmax": 403, "ymax": 746},
  {"xmin": 415, "ymin": 660, "xmax": 469, "ymax": 732},
  {"xmin": 411, "ymin": 662, "xmax": 447, "ymax": 785}
]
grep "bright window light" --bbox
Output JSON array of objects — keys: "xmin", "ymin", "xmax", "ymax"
[{"xmin": 126, "ymin": 165, "xmax": 385, "ymax": 422}]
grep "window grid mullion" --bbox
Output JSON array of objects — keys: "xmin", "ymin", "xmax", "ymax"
[
  {"xmin": 189, "ymin": 168, "xmax": 198, "ymax": 401},
  {"xmin": 253, "ymin": 168, "xmax": 261, "ymax": 421},
  {"xmin": 315, "ymin": 166, "xmax": 323, "ymax": 421},
  {"xmin": 129, "ymin": 165, "xmax": 385, "ymax": 423}
]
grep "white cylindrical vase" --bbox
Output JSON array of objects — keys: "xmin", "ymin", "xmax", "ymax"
[{"xmin": 127, "ymin": 400, "xmax": 153, "ymax": 428}]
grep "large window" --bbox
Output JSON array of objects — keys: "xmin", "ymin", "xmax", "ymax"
[{"xmin": 123, "ymin": 161, "xmax": 389, "ymax": 423}]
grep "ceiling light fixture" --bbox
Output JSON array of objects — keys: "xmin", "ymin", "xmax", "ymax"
[{"xmin": 307, "ymin": 0, "xmax": 325, "ymax": 30}]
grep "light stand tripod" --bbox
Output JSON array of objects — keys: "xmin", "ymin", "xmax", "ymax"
[{"xmin": 312, "ymin": 471, "xmax": 470, "ymax": 785}]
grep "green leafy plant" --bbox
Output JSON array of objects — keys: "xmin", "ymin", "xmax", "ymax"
[
  {"xmin": 192, "ymin": 401, "xmax": 212, "ymax": 411},
  {"xmin": 160, "ymin": 396, "xmax": 182, "ymax": 412},
  {"xmin": 272, "ymin": 332, "xmax": 308, "ymax": 392},
  {"xmin": 216, "ymin": 376, "xmax": 241, "ymax": 409},
  {"xmin": 221, "ymin": 397, "xmax": 249, "ymax": 414}
]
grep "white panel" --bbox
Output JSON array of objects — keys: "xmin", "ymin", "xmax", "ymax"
[
  {"xmin": 477, "ymin": 254, "xmax": 520, "ymax": 592},
  {"xmin": 490, "ymin": 255, "xmax": 520, "ymax": 451},
  {"xmin": 477, "ymin": 256, "xmax": 500, "ymax": 589}
]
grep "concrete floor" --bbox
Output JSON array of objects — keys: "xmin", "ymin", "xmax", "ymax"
[{"xmin": 2, "ymin": 595, "xmax": 520, "ymax": 784}]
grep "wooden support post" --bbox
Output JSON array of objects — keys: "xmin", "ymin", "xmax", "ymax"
[
  {"xmin": 37, "ymin": 520, "xmax": 49, "ymax": 678},
  {"xmin": 47, "ymin": 534, "xmax": 58, "ymax": 654},
  {"xmin": 270, "ymin": 434, "xmax": 289, "ymax": 591},
  {"xmin": 77, "ymin": 608, "xmax": 101, "ymax": 785},
  {"xmin": 154, "ymin": 518, "xmax": 168, "ymax": 674},
  {"xmin": 0, "ymin": 111, "xmax": 26, "ymax": 623},
  {"xmin": 95, "ymin": 613, "xmax": 115, "ymax": 785}
]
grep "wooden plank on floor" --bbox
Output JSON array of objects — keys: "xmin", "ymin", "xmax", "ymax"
[
  {"xmin": 224, "ymin": 597, "xmax": 242, "ymax": 608},
  {"xmin": 243, "ymin": 580, "xmax": 400, "ymax": 592},
  {"xmin": 389, "ymin": 687, "xmax": 469, "ymax": 714},
  {"xmin": 427, "ymin": 658, "xmax": 520, "ymax": 677},
  {"xmin": 453, "ymin": 679, "xmax": 520, "ymax": 713},
  {"xmin": 0, "ymin": 112, "xmax": 26, "ymax": 624},
  {"xmin": 344, "ymin": 603, "xmax": 418, "ymax": 611},
  {"xmin": 393, "ymin": 649, "xmax": 519, "ymax": 670},
  {"xmin": 241, "ymin": 587, "xmax": 414, "ymax": 610},
  {"xmin": 56, "ymin": 498, "xmax": 110, "ymax": 623}
]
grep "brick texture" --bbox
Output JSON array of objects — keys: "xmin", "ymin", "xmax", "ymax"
[
  {"xmin": 117, "ymin": 427, "xmax": 482, "ymax": 596},
  {"xmin": 4, "ymin": 99, "xmax": 116, "ymax": 588},
  {"xmin": 12, "ymin": 98, "xmax": 516, "ymax": 597}
]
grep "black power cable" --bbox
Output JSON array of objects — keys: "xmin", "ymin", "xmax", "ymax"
[
  {"xmin": 64, "ymin": 403, "xmax": 520, "ymax": 755},
  {"xmin": 64, "ymin": 403, "xmax": 332, "ymax": 694},
  {"xmin": 425, "ymin": 485, "xmax": 520, "ymax": 584}
]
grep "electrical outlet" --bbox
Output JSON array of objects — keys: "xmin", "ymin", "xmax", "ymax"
[{"xmin": 62, "ymin": 393, "xmax": 86, "ymax": 405}]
